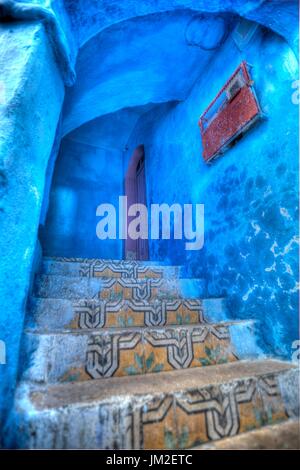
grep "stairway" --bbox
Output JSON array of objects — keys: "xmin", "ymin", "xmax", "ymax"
[{"xmin": 10, "ymin": 257, "xmax": 299, "ymax": 449}]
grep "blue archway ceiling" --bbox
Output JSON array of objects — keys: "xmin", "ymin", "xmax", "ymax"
[
  {"xmin": 61, "ymin": 0, "xmax": 298, "ymax": 136},
  {"xmin": 62, "ymin": 10, "xmax": 223, "ymax": 136},
  {"xmin": 67, "ymin": 105, "xmax": 155, "ymax": 152},
  {"xmin": 62, "ymin": 0, "xmax": 298, "ymax": 50}
]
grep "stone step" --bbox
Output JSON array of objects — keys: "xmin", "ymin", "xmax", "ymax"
[
  {"xmin": 41, "ymin": 257, "xmax": 182, "ymax": 279},
  {"xmin": 194, "ymin": 420, "xmax": 300, "ymax": 450},
  {"xmin": 34, "ymin": 274, "xmax": 205, "ymax": 301},
  {"xmin": 27, "ymin": 297, "xmax": 228, "ymax": 330},
  {"xmin": 11, "ymin": 360, "xmax": 298, "ymax": 449},
  {"xmin": 21, "ymin": 321, "xmax": 263, "ymax": 383}
]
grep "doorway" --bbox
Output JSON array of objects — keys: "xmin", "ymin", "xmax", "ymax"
[{"xmin": 124, "ymin": 145, "xmax": 149, "ymax": 260}]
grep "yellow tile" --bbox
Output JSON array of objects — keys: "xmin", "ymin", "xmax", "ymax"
[
  {"xmin": 94, "ymin": 268, "xmax": 119, "ymax": 278},
  {"xmin": 166, "ymin": 305, "xmax": 183, "ymax": 325},
  {"xmin": 114, "ymin": 333, "xmax": 144, "ymax": 377},
  {"xmin": 143, "ymin": 330, "xmax": 177, "ymax": 373},
  {"xmin": 233, "ymin": 378, "xmax": 265, "ymax": 433},
  {"xmin": 105, "ymin": 311, "xmax": 126, "ymax": 328},
  {"xmin": 126, "ymin": 309, "xmax": 145, "ymax": 327},
  {"xmin": 142, "ymin": 396, "xmax": 177, "ymax": 449},
  {"xmin": 174, "ymin": 400, "xmax": 208, "ymax": 448},
  {"xmin": 259, "ymin": 375, "xmax": 288, "ymax": 425}
]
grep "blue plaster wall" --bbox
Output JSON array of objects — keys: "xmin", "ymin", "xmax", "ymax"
[
  {"xmin": 41, "ymin": 134, "xmax": 124, "ymax": 259},
  {"xmin": 125, "ymin": 27, "xmax": 299, "ymax": 358},
  {"xmin": 41, "ymin": 106, "xmax": 157, "ymax": 259},
  {"xmin": 0, "ymin": 23, "xmax": 65, "ymax": 433}
]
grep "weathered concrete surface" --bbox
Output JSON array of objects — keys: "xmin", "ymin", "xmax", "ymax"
[
  {"xmin": 0, "ymin": 22, "xmax": 64, "ymax": 434},
  {"xmin": 8, "ymin": 360, "xmax": 298, "ymax": 448},
  {"xmin": 196, "ymin": 420, "xmax": 300, "ymax": 449}
]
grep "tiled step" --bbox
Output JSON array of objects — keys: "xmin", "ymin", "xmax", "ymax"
[
  {"xmin": 11, "ymin": 360, "xmax": 298, "ymax": 449},
  {"xmin": 21, "ymin": 321, "xmax": 263, "ymax": 383},
  {"xmin": 27, "ymin": 297, "xmax": 228, "ymax": 330},
  {"xmin": 34, "ymin": 274, "xmax": 205, "ymax": 301},
  {"xmin": 41, "ymin": 257, "xmax": 181, "ymax": 279},
  {"xmin": 194, "ymin": 420, "xmax": 300, "ymax": 449}
]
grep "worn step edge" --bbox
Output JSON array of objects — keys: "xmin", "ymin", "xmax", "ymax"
[
  {"xmin": 24, "ymin": 319, "xmax": 256, "ymax": 335},
  {"xmin": 43, "ymin": 256, "xmax": 183, "ymax": 268},
  {"xmin": 29, "ymin": 296, "xmax": 226, "ymax": 303},
  {"xmin": 34, "ymin": 274, "xmax": 204, "ymax": 288},
  {"xmin": 34, "ymin": 274, "xmax": 205, "ymax": 286},
  {"xmin": 18, "ymin": 360, "xmax": 296, "ymax": 410},
  {"xmin": 27, "ymin": 296, "xmax": 228, "ymax": 330},
  {"xmin": 21, "ymin": 322, "xmax": 264, "ymax": 384},
  {"xmin": 41, "ymin": 260, "xmax": 182, "ymax": 278},
  {"xmin": 193, "ymin": 419, "xmax": 300, "ymax": 450},
  {"xmin": 34, "ymin": 275, "xmax": 206, "ymax": 300},
  {"xmin": 11, "ymin": 360, "xmax": 298, "ymax": 449}
]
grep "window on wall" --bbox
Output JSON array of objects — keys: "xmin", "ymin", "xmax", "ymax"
[
  {"xmin": 232, "ymin": 18, "xmax": 259, "ymax": 51},
  {"xmin": 198, "ymin": 61, "xmax": 263, "ymax": 164}
]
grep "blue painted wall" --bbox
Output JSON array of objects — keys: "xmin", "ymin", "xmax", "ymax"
[
  {"xmin": 41, "ymin": 131, "xmax": 124, "ymax": 259},
  {"xmin": 0, "ymin": 23, "xmax": 65, "ymax": 432},
  {"xmin": 0, "ymin": 0, "xmax": 298, "ymax": 445},
  {"xmin": 126, "ymin": 27, "xmax": 299, "ymax": 358}
]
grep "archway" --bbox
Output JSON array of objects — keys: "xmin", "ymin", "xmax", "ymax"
[{"xmin": 125, "ymin": 145, "xmax": 149, "ymax": 260}]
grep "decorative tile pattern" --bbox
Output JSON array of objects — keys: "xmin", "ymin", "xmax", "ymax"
[
  {"xmin": 139, "ymin": 395, "xmax": 176, "ymax": 449},
  {"xmin": 258, "ymin": 374, "xmax": 289, "ymax": 425},
  {"xmin": 143, "ymin": 329, "xmax": 180, "ymax": 373},
  {"xmin": 24, "ymin": 258, "xmax": 296, "ymax": 450},
  {"xmin": 84, "ymin": 325, "xmax": 238, "ymax": 379},
  {"xmin": 73, "ymin": 299, "xmax": 205, "ymax": 329},
  {"xmin": 80, "ymin": 260, "xmax": 165, "ymax": 280},
  {"xmin": 97, "ymin": 278, "xmax": 171, "ymax": 302},
  {"xmin": 86, "ymin": 332, "xmax": 143, "ymax": 378},
  {"xmin": 143, "ymin": 325, "xmax": 237, "ymax": 373},
  {"xmin": 174, "ymin": 379, "xmax": 263, "ymax": 448},
  {"xmin": 50, "ymin": 257, "xmax": 166, "ymax": 279},
  {"xmin": 73, "ymin": 300, "xmax": 127, "ymax": 329},
  {"xmin": 125, "ymin": 374, "xmax": 289, "ymax": 449}
]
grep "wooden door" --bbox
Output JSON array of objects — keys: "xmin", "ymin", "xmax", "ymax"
[{"xmin": 136, "ymin": 155, "xmax": 148, "ymax": 260}]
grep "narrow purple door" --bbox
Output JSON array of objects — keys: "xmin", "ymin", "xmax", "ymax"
[
  {"xmin": 125, "ymin": 146, "xmax": 149, "ymax": 261},
  {"xmin": 136, "ymin": 155, "xmax": 148, "ymax": 260}
]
